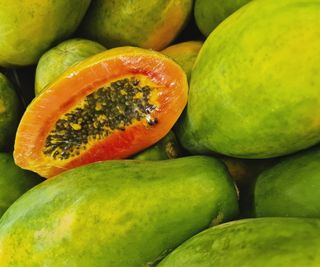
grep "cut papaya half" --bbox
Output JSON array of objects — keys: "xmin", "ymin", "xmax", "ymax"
[{"xmin": 14, "ymin": 47, "xmax": 188, "ymax": 178}]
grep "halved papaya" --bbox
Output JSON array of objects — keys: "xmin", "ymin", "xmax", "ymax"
[{"xmin": 14, "ymin": 47, "xmax": 188, "ymax": 178}]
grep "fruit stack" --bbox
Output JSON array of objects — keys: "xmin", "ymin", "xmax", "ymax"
[{"xmin": 0, "ymin": 0, "xmax": 320, "ymax": 266}]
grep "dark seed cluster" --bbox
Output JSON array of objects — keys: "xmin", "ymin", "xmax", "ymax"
[{"xmin": 43, "ymin": 77, "xmax": 158, "ymax": 160}]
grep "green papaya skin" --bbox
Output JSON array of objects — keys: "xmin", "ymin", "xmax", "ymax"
[
  {"xmin": 80, "ymin": 0, "xmax": 193, "ymax": 50},
  {"xmin": 162, "ymin": 41, "xmax": 203, "ymax": 81},
  {"xmin": 254, "ymin": 146, "xmax": 320, "ymax": 218},
  {"xmin": 178, "ymin": 0, "xmax": 320, "ymax": 159},
  {"xmin": 0, "ymin": 156, "xmax": 239, "ymax": 267},
  {"xmin": 194, "ymin": 0, "xmax": 251, "ymax": 36},
  {"xmin": 0, "ymin": 74, "xmax": 20, "ymax": 151},
  {"xmin": 0, "ymin": 1, "xmax": 91, "ymax": 67},
  {"xmin": 133, "ymin": 131, "xmax": 182, "ymax": 161},
  {"xmin": 158, "ymin": 218, "xmax": 320, "ymax": 267},
  {"xmin": 35, "ymin": 38, "xmax": 106, "ymax": 95},
  {"xmin": 0, "ymin": 153, "xmax": 43, "ymax": 217}
]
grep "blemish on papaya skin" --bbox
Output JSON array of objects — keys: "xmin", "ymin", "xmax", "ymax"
[
  {"xmin": 0, "ymin": 100, "xmax": 6, "ymax": 113},
  {"xmin": 43, "ymin": 76, "xmax": 159, "ymax": 161},
  {"xmin": 210, "ymin": 212, "xmax": 224, "ymax": 226}
]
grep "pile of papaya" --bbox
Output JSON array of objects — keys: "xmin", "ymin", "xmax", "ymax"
[{"xmin": 0, "ymin": 0, "xmax": 320, "ymax": 266}]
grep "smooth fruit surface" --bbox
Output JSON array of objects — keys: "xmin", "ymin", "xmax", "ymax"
[
  {"xmin": 194, "ymin": 0, "xmax": 251, "ymax": 36},
  {"xmin": 159, "ymin": 218, "xmax": 320, "ymax": 267},
  {"xmin": 0, "ymin": 0, "xmax": 91, "ymax": 67},
  {"xmin": 0, "ymin": 156, "xmax": 239, "ymax": 266},
  {"xmin": 14, "ymin": 47, "xmax": 188, "ymax": 178},
  {"xmin": 255, "ymin": 146, "xmax": 320, "ymax": 218},
  {"xmin": 35, "ymin": 38, "xmax": 106, "ymax": 94},
  {"xmin": 0, "ymin": 153, "xmax": 43, "ymax": 217},
  {"xmin": 80, "ymin": 0, "xmax": 193, "ymax": 50},
  {"xmin": 178, "ymin": 0, "xmax": 320, "ymax": 158},
  {"xmin": 0, "ymin": 73, "xmax": 20, "ymax": 151}
]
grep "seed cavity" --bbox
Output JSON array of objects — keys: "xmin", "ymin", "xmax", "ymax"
[{"xmin": 43, "ymin": 77, "xmax": 158, "ymax": 161}]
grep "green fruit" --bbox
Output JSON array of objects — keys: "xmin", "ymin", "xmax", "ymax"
[
  {"xmin": 158, "ymin": 218, "xmax": 320, "ymax": 267},
  {"xmin": 254, "ymin": 146, "xmax": 320, "ymax": 218},
  {"xmin": 178, "ymin": 0, "xmax": 320, "ymax": 158},
  {"xmin": 80, "ymin": 0, "xmax": 193, "ymax": 50},
  {"xmin": 0, "ymin": 153, "xmax": 43, "ymax": 217},
  {"xmin": 0, "ymin": 1, "xmax": 91, "ymax": 67},
  {"xmin": 35, "ymin": 38, "xmax": 106, "ymax": 95},
  {"xmin": 162, "ymin": 41, "xmax": 203, "ymax": 81},
  {"xmin": 0, "ymin": 156, "xmax": 239, "ymax": 266},
  {"xmin": 194, "ymin": 0, "xmax": 251, "ymax": 36},
  {"xmin": 132, "ymin": 131, "xmax": 182, "ymax": 161},
  {"xmin": 0, "ymin": 73, "xmax": 20, "ymax": 151}
]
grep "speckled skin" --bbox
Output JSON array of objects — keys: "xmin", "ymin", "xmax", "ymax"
[
  {"xmin": 194, "ymin": 0, "xmax": 251, "ymax": 36},
  {"xmin": 0, "ymin": 74, "xmax": 20, "ymax": 151},
  {"xmin": 162, "ymin": 41, "xmax": 203, "ymax": 81},
  {"xmin": 255, "ymin": 146, "xmax": 320, "ymax": 218},
  {"xmin": 80, "ymin": 0, "xmax": 193, "ymax": 50},
  {"xmin": 178, "ymin": 0, "xmax": 320, "ymax": 158},
  {"xmin": 0, "ymin": 0, "xmax": 91, "ymax": 67},
  {"xmin": 0, "ymin": 153, "xmax": 43, "ymax": 217},
  {"xmin": 35, "ymin": 38, "xmax": 106, "ymax": 95},
  {"xmin": 158, "ymin": 218, "xmax": 320, "ymax": 267},
  {"xmin": 0, "ymin": 156, "xmax": 239, "ymax": 266}
]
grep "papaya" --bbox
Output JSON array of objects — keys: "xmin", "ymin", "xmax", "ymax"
[
  {"xmin": 0, "ymin": 73, "xmax": 20, "ymax": 151},
  {"xmin": 158, "ymin": 217, "xmax": 320, "ymax": 267},
  {"xmin": 80, "ymin": 0, "xmax": 193, "ymax": 50},
  {"xmin": 35, "ymin": 38, "xmax": 106, "ymax": 95},
  {"xmin": 0, "ymin": 156, "xmax": 239, "ymax": 266},
  {"xmin": 194, "ymin": 0, "xmax": 251, "ymax": 36},
  {"xmin": 0, "ymin": 153, "xmax": 43, "ymax": 217},
  {"xmin": 0, "ymin": 0, "xmax": 91, "ymax": 67},
  {"xmin": 177, "ymin": 0, "xmax": 320, "ymax": 159},
  {"xmin": 132, "ymin": 130, "xmax": 182, "ymax": 161},
  {"xmin": 254, "ymin": 146, "xmax": 320, "ymax": 218},
  {"xmin": 162, "ymin": 41, "xmax": 203, "ymax": 81},
  {"xmin": 14, "ymin": 47, "xmax": 188, "ymax": 178}
]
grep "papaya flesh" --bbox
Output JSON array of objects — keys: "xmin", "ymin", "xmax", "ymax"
[
  {"xmin": 35, "ymin": 38, "xmax": 106, "ymax": 95},
  {"xmin": 254, "ymin": 146, "xmax": 320, "ymax": 218},
  {"xmin": 0, "ymin": 156, "xmax": 239, "ymax": 266},
  {"xmin": 0, "ymin": 153, "xmax": 43, "ymax": 217},
  {"xmin": 158, "ymin": 218, "xmax": 320, "ymax": 267},
  {"xmin": 80, "ymin": 0, "xmax": 193, "ymax": 50},
  {"xmin": 14, "ymin": 47, "xmax": 188, "ymax": 178},
  {"xmin": 0, "ymin": 73, "xmax": 20, "ymax": 151},
  {"xmin": 178, "ymin": 0, "xmax": 320, "ymax": 158},
  {"xmin": 0, "ymin": 0, "xmax": 91, "ymax": 67}
]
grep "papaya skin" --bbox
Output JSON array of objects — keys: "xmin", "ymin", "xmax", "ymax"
[
  {"xmin": 0, "ymin": 73, "xmax": 20, "ymax": 151},
  {"xmin": 158, "ymin": 218, "xmax": 320, "ymax": 267},
  {"xmin": 0, "ymin": 0, "xmax": 91, "ymax": 67},
  {"xmin": 0, "ymin": 153, "xmax": 43, "ymax": 217},
  {"xmin": 14, "ymin": 47, "xmax": 188, "ymax": 178},
  {"xmin": 162, "ymin": 41, "xmax": 203, "ymax": 81},
  {"xmin": 0, "ymin": 156, "xmax": 239, "ymax": 266},
  {"xmin": 194, "ymin": 0, "xmax": 251, "ymax": 36},
  {"xmin": 35, "ymin": 38, "xmax": 106, "ymax": 95},
  {"xmin": 178, "ymin": 0, "xmax": 320, "ymax": 158},
  {"xmin": 80, "ymin": 0, "xmax": 193, "ymax": 50}
]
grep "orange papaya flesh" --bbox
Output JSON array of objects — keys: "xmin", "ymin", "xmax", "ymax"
[{"xmin": 14, "ymin": 47, "xmax": 188, "ymax": 178}]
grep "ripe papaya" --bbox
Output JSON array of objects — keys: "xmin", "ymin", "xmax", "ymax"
[
  {"xmin": 178, "ymin": 0, "xmax": 320, "ymax": 158},
  {"xmin": 0, "ymin": 73, "xmax": 20, "ymax": 151},
  {"xmin": 162, "ymin": 41, "xmax": 203, "ymax": 81},
  {"xmin": 194, "ymin": 0, "xmax": 251, "ymax": 36},
  {"xmin": 0, "ymin": 1, "xmax": 91, "ymax": 67},
  {"xmin": 0, "ymin": 156, "xmax": 239, "ymax": 266},
  {"xmin": 14, "ymin": 47, "xmax": 188, "ymax": 178},
  {"xmin": 0, "ymin": 153, "xmax": 43, "ymax": 217},
  {"xmin": 254, "ymin": 146, "xmax": 320, "ymax": 218},
  {"xmin": 35, "ymin": 38, "xmax": 106, "ymax": 95},
  {"xmin": 158, "ymin": 218, "xmax": 320, "ymax": 267},
  {"xmin": 80, "ymin": 0, "xmax": 193, "ymax": 50}
]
